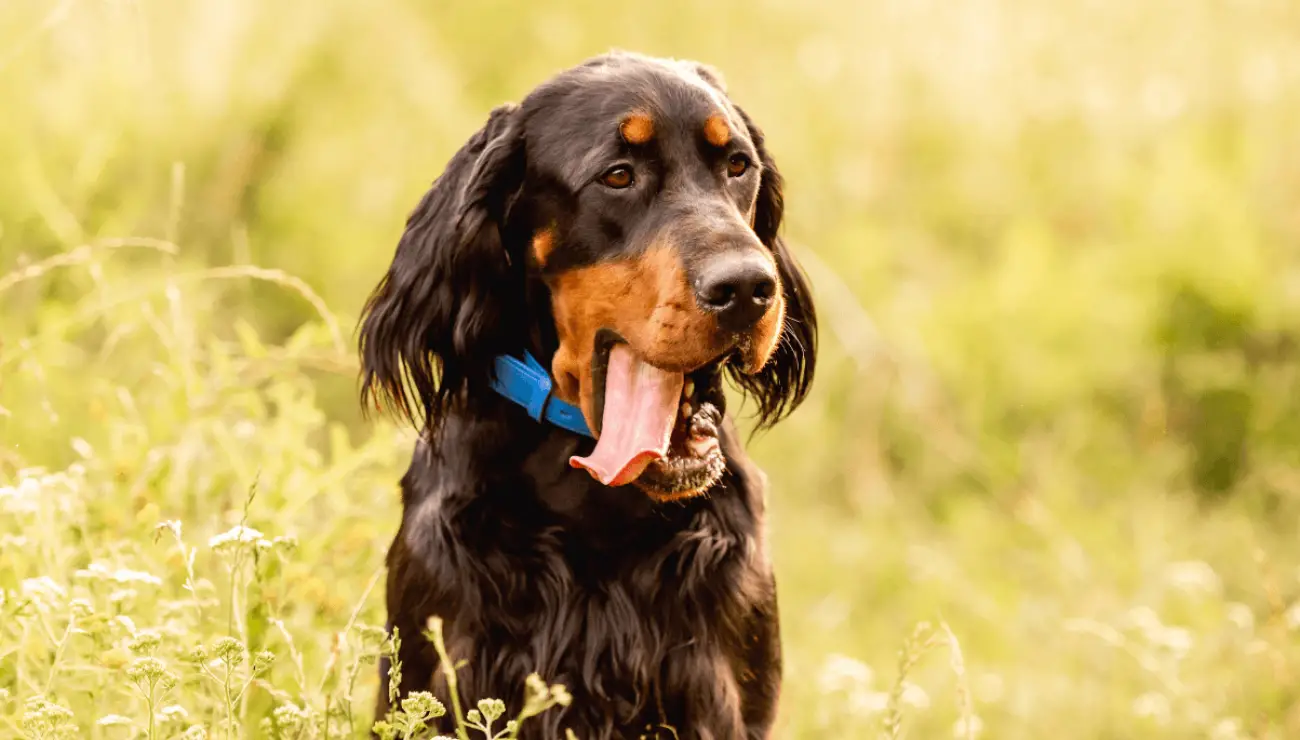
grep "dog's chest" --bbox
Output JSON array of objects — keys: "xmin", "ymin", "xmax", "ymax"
[{"xmin": 444, "ymin": 504, "xmax": 763, "ymax": 736}]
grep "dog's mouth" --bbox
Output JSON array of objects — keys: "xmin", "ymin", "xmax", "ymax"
[{"xmin": 568, "ymin": 333, "xmax": 727, "ymax": 500}]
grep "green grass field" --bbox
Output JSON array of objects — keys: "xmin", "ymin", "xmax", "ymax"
[{"xmin": 4, "ymin": 0, "xmax": 1300, "ymax": 737}]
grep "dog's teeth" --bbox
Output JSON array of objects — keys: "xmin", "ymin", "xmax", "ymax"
[
  {"xmin": 680, "ymin": 401, "xmax": 692, "ymax": 419},
  {"xmin": 683, "ymin": 379, "xmax": 695, "ymax": 399}
]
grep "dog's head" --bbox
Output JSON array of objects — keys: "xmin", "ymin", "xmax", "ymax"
[{"xmin": 359, "ymin": 51, "xmax": 817, "ymax": 501}]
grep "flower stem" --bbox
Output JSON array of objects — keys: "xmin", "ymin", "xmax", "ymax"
[{"xmin": 426, "ymin": 618, "xmax": 471, "ymax": 740}]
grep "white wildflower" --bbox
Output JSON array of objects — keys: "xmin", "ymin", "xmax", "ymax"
[
  {"xmin": 272, "ymin": 535, "xmax": 298, "ymax": 551},
  {"xmin": 74, "ymin": 562, "xmax": 112, "ymax": 581},
  {"xmin": 818, "ymin": 653, "xmax": 873, "ymax": 693},
  {"xmin": 97, "ymin": 714, "xmax": 133, "ymax": 727},
  {"xmin": 1164, "ymin": 560, "xmax": 1221, "ymax": 597},
  {"xmin": 847, "ymin": 688, "xmax": 890, "ymax": 716},
  {"xmin": 37, "ymin": 472, "xmax": 73, "ymax": 491},
  {"xmin": 900, "ymin": 681, "xmax": 931, "ymax": 709},
  {"xmin": 19, "ymin": 476, "xmax": 41, "ymax": 499},
  {"xmin": 0, "ymin": 477, "xmax": 40, "ymax": 513},
  {"xmin": 158, "ymin": 705, "xmax": 189, "ymax": 722},
  {"xmin": 74, "ymin": 562, "xmax": 162, "ymax": 586},
  {"xmin": 1210, "ymin": 717, "xmax": 1244, "ymax": 740},
  {"xmin": 1225, "ymin": 603, "xmax": 1255, "ymax": 631},
  {"xmin": 1150, "ymin": 625, "xmax": 1194, "ymax": 657},
  {"xmin": 208, "ymin": 525, "xmax": 264, "ymax": 551},
  {"xmin": 1284, "ymin": 601, "xmax": 1300, "ymax": 630},
  {"xmin": 112, "ymin": 568, "xmax": 163, "ymax": 586},
  {"xmin": 1126, "ymin": 606, "xmax": 1163, "ymax": 633},
  {"xmin": 21, "ymin": 576, "xmax": 66, "ymax": 603},
  {"xmin": 128, "ymin": 630, "xmax": 163, "ymax": 655},
  {"xmin": 3, "ymin": 498, "xmax": 39, "ymax": 514},
  {"xmin": 109, "ymin": 588, "xmax": 138, "ymax": 604},
  {"xmin": 71, "ymin": 437, "xmax": 94, "ymax": 458}
]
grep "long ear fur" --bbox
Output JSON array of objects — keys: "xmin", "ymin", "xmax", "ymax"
[
  {"xmin": 358, "ymin": 104, "xmax": 526, "ymax": 431},
  {"xmin": 729, "ymin": 107, "xmax": 818, "ymax": 428}
]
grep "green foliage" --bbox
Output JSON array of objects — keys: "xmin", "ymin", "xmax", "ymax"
[
  {"xmin": 370, "ymin": 618, "xmax": 572, "ymax": 740},
  {"xmin": 5, "ymin": 0, "xmax": 1300, "ymax": 737}
]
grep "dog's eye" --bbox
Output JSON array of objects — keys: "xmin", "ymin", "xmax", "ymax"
[
  {"xmin": 601, "ymin": 166, "xmax": 634, "ymax": 189},
  {"xmin": 727, "ymin": 153, "xmax": 751, "ymax": 178}
]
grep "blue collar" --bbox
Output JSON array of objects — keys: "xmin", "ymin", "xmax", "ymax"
[{"xmin": 489, "ymin": 351, "xmax": 594, "ymax": 438}]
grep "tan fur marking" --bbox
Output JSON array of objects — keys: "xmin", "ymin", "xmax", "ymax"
[
  {"xmin": 651, "ymin": 488, "xmax": 713, "ymax": 503},
  {"xmin": 620, "ymin": 113, "xmax": 655, "ymax": 145},
  {"xmin": 531, "ymin": 228, "xmax": 556, "ymax": 265},
  {"xmin": 744, "ymin": 263, "xmax": 786, "ymax": 374},
  {"xmin": 703, "ymin": 114, "xmax": 732, "ymax": 147},
  {"xmin": 548, "ymin": 246, "xmax": 722, "ymax": 432}
]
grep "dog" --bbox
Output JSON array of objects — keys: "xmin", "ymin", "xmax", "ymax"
[{"xmin": 358, "ymin": 51, "xmax": 817, "ymax": 739}]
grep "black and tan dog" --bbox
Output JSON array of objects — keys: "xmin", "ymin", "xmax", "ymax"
[{"xmin": 359, "ymin": 51, "xmax": 817, "ymax": 739}]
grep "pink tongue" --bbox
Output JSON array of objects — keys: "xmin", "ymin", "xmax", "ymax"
[{"xmin": 570, "ymin": 344, "xmax": 683, "ymax": 486}]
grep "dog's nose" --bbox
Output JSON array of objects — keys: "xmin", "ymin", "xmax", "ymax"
[{"xmin": 695, "ymin": 252, "xmax": 778, "ymax": 330}]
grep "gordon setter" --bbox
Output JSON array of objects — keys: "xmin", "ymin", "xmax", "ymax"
[{"xmin": 358, "ymin": 51, "xmax": 817, "ymax": 739}]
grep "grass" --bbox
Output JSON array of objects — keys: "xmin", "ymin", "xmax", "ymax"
[{"xmin": 4, "ymin": 0, "xmax": 1300, "ymax": 737}]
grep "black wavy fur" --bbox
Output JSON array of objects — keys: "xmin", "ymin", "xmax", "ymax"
[{"xmin": 357, "ymin": 51, "xmax": 817, "ymax": 739}]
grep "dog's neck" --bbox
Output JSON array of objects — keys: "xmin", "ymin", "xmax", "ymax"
[{"xmin": 419, "ymin": 392, "xmax": 751, "ymax": 545}]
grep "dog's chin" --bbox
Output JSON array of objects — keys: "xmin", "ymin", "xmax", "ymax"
[
  {"xmin": 580, "ymin": 332, "xmax": 730, "ymax": 500},
  {"xmin": 633, "ymin": 399, "xmax": 727, "ymax": 501}
]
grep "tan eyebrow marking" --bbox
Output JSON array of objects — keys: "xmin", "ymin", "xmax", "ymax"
[
  {"xmin": 620, "ymin": 112, "xmax": 655, "ymax": 145},
  {"xmin": 703, "ymin": 114, "xmax": 731, "ymax": 147},
  {"xmin": 532, "ymin": 227, "xmax": 556, "ymax": 265}
]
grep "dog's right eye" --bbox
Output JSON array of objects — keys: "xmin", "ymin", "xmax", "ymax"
[{"xmin": 600, "ymin": 166, "xmax": 634, "ymax": 189}]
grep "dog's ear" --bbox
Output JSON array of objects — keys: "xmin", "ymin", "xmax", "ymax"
[
  {"xmin": 729, "ymin": 106, "xmax": 818, "ymax": 428},
  {"xmin": 359, "ymin": 104, "xmax": 526, "ymax": 431}
]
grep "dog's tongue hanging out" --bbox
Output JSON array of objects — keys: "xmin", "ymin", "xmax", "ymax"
[{"xmin": 570, "ymin": 344, "xmax": 683, "ymax": 486}]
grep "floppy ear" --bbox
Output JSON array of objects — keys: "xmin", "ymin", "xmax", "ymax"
[
  {"xmin": 729, "ymin": 107, "xmax": 818, "ymax": 428},
  {"xmin": 358, "ymin": 104, "xmax": 526, "ymax": 431}
]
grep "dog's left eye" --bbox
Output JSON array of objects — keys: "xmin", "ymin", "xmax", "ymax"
[
  {"xmin": 601, "ymin": 166, "xmax": 635, "ymax": 189},
  {"xmin": 727, "ymin": 153, "xmax": 751, "ymax": 178}
]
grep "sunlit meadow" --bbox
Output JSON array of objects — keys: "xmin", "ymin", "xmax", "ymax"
[{"xmin": 4, "ymin": 0, "xmax": 1300, "ymax": 737}]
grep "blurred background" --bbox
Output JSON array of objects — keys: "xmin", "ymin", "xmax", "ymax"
[{"xmin": 3, "ymin": 0, "xmax": 1300, "ymax": 737}]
